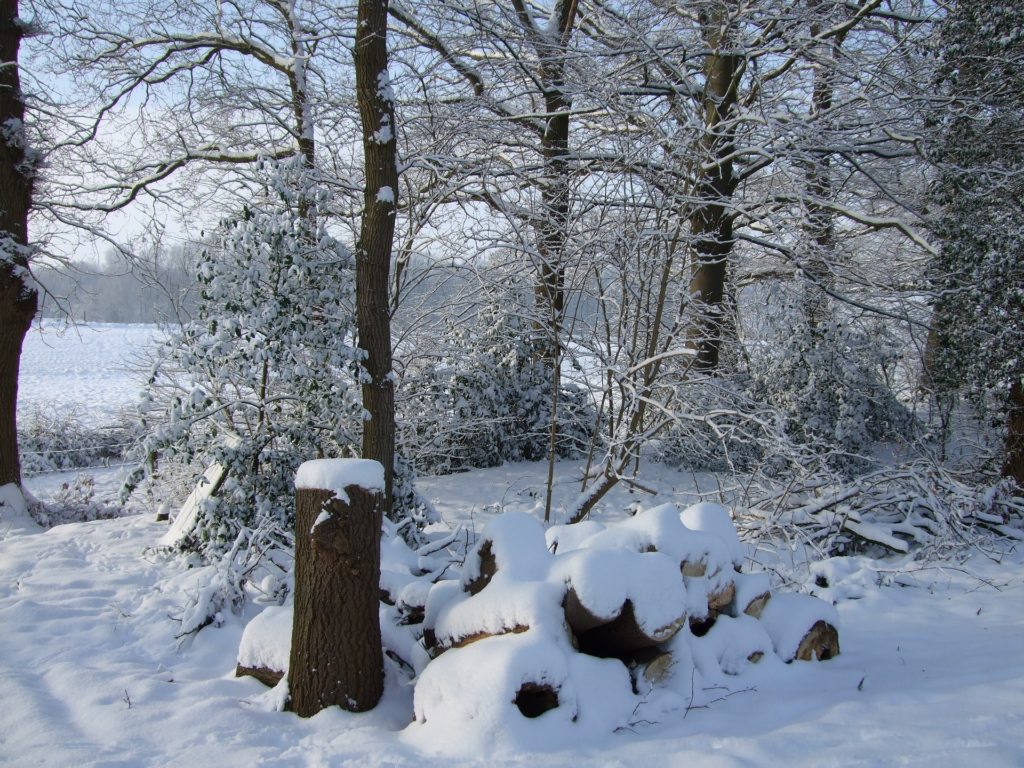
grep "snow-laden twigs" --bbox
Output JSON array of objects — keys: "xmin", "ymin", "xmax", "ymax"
[{"xmin": 737, "ymin": 461, "xmax": 1024, "ymax": 560}]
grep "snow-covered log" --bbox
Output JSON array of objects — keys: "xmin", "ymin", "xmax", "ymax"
[
  {"xmin": 556, "ymin": 547, "xmax": 687, "ymax": 655},
  {"xmin": 462, "ymin": 513, "xmax": 551, "ymax": 595},
  {"xmin": 729, "ymin": 571, "xmax": 772, "ymax": 619},
  {"xmin": 235, "ymin": 604, "xmax": 291, "ymax": 686},
  {"xmin": 758, "ymin": 593, "xmax": 840, "ymax": 662}
]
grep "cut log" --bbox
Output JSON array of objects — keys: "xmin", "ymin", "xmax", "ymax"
[
  {"xmin": 794, "ymin": 620, "xmax": 840, "ymax": 662},
  {"xmin": 624, "ymin": 648, "xmax": 675, "ymax": 693},
  {"xmin": 442, "ymin": 624, "xmax": 531, "ymax": 652},
  {"xmin": 461, "ymin": 513, "xmax": 551, "ymax": 594},
  {"xmin": 707, "ymin": 579, "xmax": 736, "ymax": 614},
  {"xmin": 428, "ymin": 580, "xmax": 566, "ymax": 656},
  {"xmin": 729, "ymin": 572, "xmax": 772, "ymax": 619},
  {"xmin": 758, "ymin": 592, "xmax": 841, "ymax": 663},
  {"xmin": 572, "ymin": 598, "xmax": 685, "ymax": 657}
]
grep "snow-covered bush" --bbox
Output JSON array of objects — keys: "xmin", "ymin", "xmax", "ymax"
[
  {"xmin": 752, "ymin": 325, "xmax": 911, "ymax": 473},
  {"xmin": 125, "ymin": 159, "xmax": 363, "ymax": 560},
  {"xmin": 400, "ymin": 302, "xmax": 593, "ymax": 475},
  {"xmin": 653, "ymin": 375, "xmax": 778, "ymax": 473},
  {"xmin": 18, "ymin": 404, "xmax": 137, "ymax": 475},
  {"xmin": 745, "ymin": 292, "xmax": 913, "ymax": 474}
]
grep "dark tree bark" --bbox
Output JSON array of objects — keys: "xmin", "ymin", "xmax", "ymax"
[
  {"xmin": 1003, "ymin": 379, "xmax": 1024, "ymax": 489},
  {"xmin": 354, "ymin": 0, "xmax": 398, "ymax": 514},
  {"xmin": 0, "ymin": 0, "xmax": 37, "ymax": 489},
  {"xmin": 521, "ymin": 0, "xmax": 580, "ymax": 364},
  {"xmin": 289, "ymin": 485, "xmax": 384, "ymax": 716},
  {"xmin": 687, "ymin": 10, "xmax": 740, "ymax": 372},
  {"xmin": 801, "ymin": 0, "xmax": 852, "ymax": 331}
]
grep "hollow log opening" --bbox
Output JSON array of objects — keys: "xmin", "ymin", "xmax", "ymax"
[{"xmin": 514, "ymin": 682, "xmax": 560, "ymax": 718}]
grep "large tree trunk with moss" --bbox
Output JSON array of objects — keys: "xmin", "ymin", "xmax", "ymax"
[
  {"xmin": 354, "ymin": 0, "xmax": 398, "ymax": 514},
  {"xmin": 288, "ymin": 485, "xmax": 384, "ymax": 716},
  {"xmin": 0, "ymin": 0, "xmax": 37, "ymax": 489}
]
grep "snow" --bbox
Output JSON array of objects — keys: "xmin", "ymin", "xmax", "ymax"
[
  {"xmin": 7, "ymin": 323, "xmax": 1024, "ymax": 765},
  {"xmin": 3, "ymin": 479, "xmax": 1023, "ymax": 765},
  {"xmin": 681, "ymin": 502, "xmax": 745, "ymax": 567},
  {"xmin": 431, "ymin": 580, "xmax": 567, "ymax": 649},
  {"xmin": 376, "ymin": 186, "xmax": 395, "ymax": 204},
  {"xmin": 461, "ymin": 511, "xmax": 551, "ymax": 589},
  {"xmin": 20, "ymin": 320, "xmax": 163, "ymax": 426},
  {"xmin": 0, "ymin": 483, "xmax": 41, "ymax": 538},
  {"xmin": 758, "ymin": 593, "xmax": 840, "ymax": 663},
  {"xmin": 237, "ymin": 605, "xmax": 293, "ymax": 673},
  {"xmin": 294, "ymin": 458, "xmax": 385, "ymax": 502}
]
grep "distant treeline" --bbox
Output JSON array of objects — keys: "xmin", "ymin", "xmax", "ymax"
[{"xmin": 33, "ymin": 247, "xmax": 199, "ymax": 325}]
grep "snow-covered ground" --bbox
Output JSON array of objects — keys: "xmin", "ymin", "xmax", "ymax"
[
  {"xmin": 20, "ymin": 320, "xmax": 163, "ymax": 426},
  {"xmin": 3, "ymin": 323, "xmax": 1024, "ymax": 766}
]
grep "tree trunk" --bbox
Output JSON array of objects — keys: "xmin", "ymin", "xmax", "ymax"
[
  {"xmin": 1003, "ymin": 378, "xmax": 1024, "ymax": 489},
  {"xmin": 0, "ymin": 0, "xmax": 37, "ymax": 489},
  {"xmin": 687, "ymin": 12, "xmax": 740, "ymax": 372},
  {"xmin": 288, "ymin": 485, "xmax": 384, "ymax": 716},
  {"xmin": 801, "ymin": 0, "xmax": 849, "ymax": 331},
  {"xmin": 354, "ymin": 0, "xmax": 398, "ymax": 515}
]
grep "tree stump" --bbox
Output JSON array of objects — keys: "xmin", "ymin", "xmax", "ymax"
[{"xmin": 288, "ymin": 481, "xmax": 384, "ymax": 717}]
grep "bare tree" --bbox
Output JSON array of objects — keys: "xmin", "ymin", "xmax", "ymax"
[{"xmin": 0, "ymin": 0, "xmax": 37, "ymax": 492}]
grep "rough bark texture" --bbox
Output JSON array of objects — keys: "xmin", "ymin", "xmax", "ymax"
[
  {"xmin": 511, "ymin": 0, "xmax": 579, "ymax": 362},
  {"xmin": 687, "ymin": 11, "xmax": 740, "ymax": 372},
  {"xmin": 801, "ymin": 1, "xmax": 851, "ymax": 331},
  {"xmin": 354, "ymin": 0, "xmax": 398, "ymax": 515},
  {"xmin": 288, "ymin": 486, "xmax": 384, "ymax": 716},
  {"xmin": 0, "ymin": 0, "xmax": 36, "ymax": 489},
  {"xmin": 1003, "ymin": 378, "xmax": 1024, "ymax": 488}
]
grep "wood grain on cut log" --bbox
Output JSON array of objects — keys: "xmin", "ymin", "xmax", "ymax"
[
  {"xmin": 794, "ymin": 620, "xmax": 840, "ymax": 662},
  {"xmin": 707, "ymin": 580, "xmax": 736, "ymax": 614},
  {"xmin": 439, "ymin": 624, "xmax": 531, "ymax": 653},
  {"xmin": 288, "ymin": 485, "xmax": 384, "ymax": 717},
  {"xmin": 729, "ymin": 572, "xmax": 772, "ymax": 619},
  {"xmin": 625, "ymin": 648, "xmax": 674, "ymax": 693},
  {"xmin": 741, "ymin": 591, "xmax": 771, "ymax": 619}
]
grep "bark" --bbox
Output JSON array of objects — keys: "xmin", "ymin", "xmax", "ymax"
[
  {"xmin": 1003, "ymin": 378, "xmax": 1024, "ymax": 489},
  {"xmin": 801, "ymin": 1, "xmax": 848, "ymax": 331},
  {"xmin": 288, "ymin": 485, "xmax": 384, "ymax": 716},
  {"xmin": 687, "ymin": 10, "xmax": 741, "ymax": 372},
  {"xmin": 354, "ymin": 0, "xmax": 398, "ymax": 515},
  {"xmin": 510, "ymin": 0, "xmax": 579, "ymax": 364},
  {"xmin": 0, "ymin": 0, "xmax": 37, "ymax": 489}
]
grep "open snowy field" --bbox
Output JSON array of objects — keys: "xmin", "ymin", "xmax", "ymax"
[
  {"xmin": 19, "ymin": 320, "xmax": 163, "ymax": 427},
  {"xmin": 3, "ymin": 323, "xmax": 1024, "ymax": 766}
]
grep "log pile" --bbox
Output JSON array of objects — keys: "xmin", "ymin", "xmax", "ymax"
[
  {"xmin": 236, "ymin": 500, "xmax": 841, "ymax": 727},
  {"xmin": 413, "ymin": 503, "xmax": 840, "ymax": 724}
]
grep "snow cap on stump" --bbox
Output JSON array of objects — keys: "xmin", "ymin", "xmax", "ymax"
[{"xmin": 294, "ymin": 458, "xmax": 385, "ymax": 502}]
